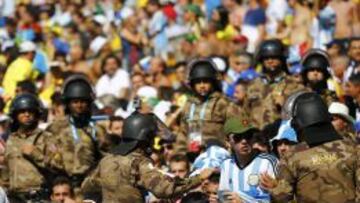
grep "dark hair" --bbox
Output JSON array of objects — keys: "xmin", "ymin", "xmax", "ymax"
[
  {"xmin": 349, "ymin": 73, "xmax": 360, "ymax": 85},
  {"xmin": 214, "ymin": 6, "xmax": 229, "ymax": 30},
  {"xmin": 17, "ymin": 80, "xmax": 37, "ymax": 94},
  {"xmin": 169, "ymin": 154, "xmax": 190, "ymax": 170},
  {"xmin": 109, "ymin": 116, "xmax": 124, "ymax": 129},
  {"xmin": 181, "ymin": 192, "xmax": 209, "ymax": 203},
  {"xmin": 51, "ymin": 176, "xmax": 74, "ymax": 196},
  {"xmin": 233, "ymin": 51, "xmax": 253, "ymax": 66},
  {"xmin": 252, "ymin": 132, "xmax": 270, "ymax": 149},
  {"xmin": 348, "ymin": 37, "xmax": 360, "ymax": 50},
  {"xmin": 101, "ymin": 54, "xmax": 122, "ymax": 74}
]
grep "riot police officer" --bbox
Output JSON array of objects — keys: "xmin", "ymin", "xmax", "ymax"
[
  {"xmin": 177, "ymin": 59, "xmax": 245, "ymax": 153},
  {"xmin": 246, "ymin": 39, "xmax": 305, "ymax": 128},
  {"xmin": 260, "ymin": 92, "xmax": 359, "ymax": 202},
  {"xmin": 82, "ymin": 112, "xmax": 217, "ymax": 202},
  {"xmin": 46, "ymin": 75, "xmax": 106, "ymax": 188},
  {"xmin": 301, "ymin": 49, "xmax": 337, "ymax": 105},
  {"xmin": 6, "ymin": 93, "xmax": 54, "ymax": 202}
]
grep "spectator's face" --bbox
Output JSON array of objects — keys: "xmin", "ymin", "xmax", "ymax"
[
  {"xmin": 162, "ymin": 143, "xmax": 175, "ymax": 162},
  {"xmin": 349, "ymin": 40, "xmax": 360, "ymax": 62},
  {"xmin": 196, "ymin": 42, "xmax": 212, "ymax": 58},
  {"xmin": 16, "ymin": 109, "xmax": 36, "ymax": 126},
  {"xmin": 150, "ymin": 58, "xmax": 164, "ymax": 74},
  {"xmin": 109, "ymin": 120, "xmax": 123, "ymax": 135},
  {"xmin": 263, "ymin": 57, "xmax": 282, "ymax": 72},
  {"xmin": 233, "ymin": 84, "xmax": 246, "ymax": 103},
  {"xmin": 170, "ymin": 161, "xmax": 189, "ymax": 179},
  {"xmin": 306, "ymin": 69, "xmax": 325, "ymax": 82},
  {"xmin": 331, "ymin": 58, "xmax": 348, "ymax": 78},
  {"xmin": 327, "ymin": 45, "xmax": 341, "ymax": 58},
  {"xmin": 69, "ymin": 45, "xmax": 84, "ymax": 61},
  {"xmin": 131, "ymin": 75, "xmax": 145, "ymax": 92},
  {"xmin": 104, "ymin": 57, "xmax": 119, "ymax": 76},
  {"xmin": 51, "ymin": 184, "xmax": 72, "ymax": 202},
  {"xmin": 331, "ymin": 115, "xmax": 348, "ymax": 132},
  {"xmin": 69, "ymin": 99, "xmax": 89, "ymax": 115},
  {"xmin": 230, "ymin": 55, "xmax": 250, "ymax": 73},
  {"xmin": 146, "ymin": 4, "xmax": 158, "ymax": 15},
  {"xmin": 230, "ymin": 133, "xmax": 252, "ymax": 157},
  {"xmin": 194, "ymin": 79, "xmax": 213, "ymax": 97},
  {"xmin": 222, "ymin": 0, "xmax": 236, "ymax": 10},
  {"xmin": 203, "ymin": 181, "xmax": 219, "ymax": 197},
  {"xmin": 276, "ymin": 140, "xmax": 292, "ymax": 158},
  {"xmin": 345, "ymin": 82, "xmax": 360, "ymax": 98},
  {"xmin": 176, "ymin": 65, "xmax": 186, "ymax": 81}
]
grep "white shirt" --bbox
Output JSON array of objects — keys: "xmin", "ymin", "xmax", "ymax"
[
  {"xmin": 219, "ymin": 153, "xmax": 277, "ymax": 203},
  {"xmin": 95, "ymin": 69, "xmax": 130, "ymax": 98},
  {"xmin": 266, "ymin": 0, "xmax": 288, "ymax": 37}
]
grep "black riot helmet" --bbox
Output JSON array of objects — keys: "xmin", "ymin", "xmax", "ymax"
[
  {"xmin": 188, "ymin": 59, "xmax": 219, "ymax": 81},
  {"xmin": 301, "ymin": 49, "xmax": 330, "ymax": 81},
  {"xmin": 187, "ymin": 59, "xmax": 222, "ymax": 92},
  {"xmin": 291, "ymin": 92, "xmax": 330, "ymax": 129},
  {"xmin": 112, "ymin": 112, "xmax": 158, "ymax": 155},
  {"xmin": 9, "ymin": 93, "xmax": 43, "ymax": 119},
  {"xmin": 291, "ymin": 92, "xmax": 341, "ymax": 146},
  {"xmin": 256, "ymin": 39, "xmax": 288, "ymax": 73},
  {"xmin": 256, "ymin": 39, "xmax": 286, "ymax": 61},
  {"xmin": 9, "ymin": 93, "xmax": 43, "ymax": 131},
  {"xmin": 61, "ymin": 74, "xmax": 95, "ymax": 103}
]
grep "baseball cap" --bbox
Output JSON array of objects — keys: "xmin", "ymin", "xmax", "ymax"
[
  {"xmin": 224, "ymin": 117, "xmax": 255, "ymax": 136},
  {"xmin": 328, "ymin": 102, "xmax": 355, "ymax": 124},
  {"xmin": 19, "ymin": 41, "xmax": 36, "ymax": 53}
]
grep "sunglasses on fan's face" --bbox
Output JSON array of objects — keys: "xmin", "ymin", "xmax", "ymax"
[{"xmin": 231, "ymin": 132, "xmax": 253, "ymax": 144}]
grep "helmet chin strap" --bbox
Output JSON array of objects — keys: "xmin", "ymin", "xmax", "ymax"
[
  {"xmin": 263, "ymin": 65, "xmax": 283, "ymax": 79},
  {"xmin": 70, "ymin": 112, "xmax": 91, "ymax": 128},
  {"xmin": 19, "ymin": 121, "xmax": 38, "ymax": 133},
  {"xmin": 308, "ymin": 80, "xmax": 327, "ymax": 94}
]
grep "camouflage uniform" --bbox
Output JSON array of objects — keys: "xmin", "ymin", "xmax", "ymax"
[
  {"xmin": 5, "ymin": 128, "xmax": 59, "ymax": 202},
  {"xmin": 270, "ymin": 139, "xmax": 360, "ymax": 203},
  {"xmin": 320, "ymin": 89, "xmax": 338, "ymax": 106},
  {"xmin": 46, "ymin": 117, "xmax": 106, "ymax": 181},
  {"xmin": 178, "ymin": 92, "xmax": 247, "ymax": 152},
  {"xmin": 246, "ymin": 73, "xmax": 306, "ymax": 129},
  {"xmin": 82, "ymin": 149, "xmax": 204, "ymax": 203}
]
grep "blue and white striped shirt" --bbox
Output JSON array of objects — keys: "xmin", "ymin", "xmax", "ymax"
[{"xmin": 219, "ymin": 153, "xmax": 278, "ymax": 203}]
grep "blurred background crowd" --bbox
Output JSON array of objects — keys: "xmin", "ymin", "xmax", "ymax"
[{"xmin": 0, "ymin": 0, "xmax": 359, "ymax": 202}]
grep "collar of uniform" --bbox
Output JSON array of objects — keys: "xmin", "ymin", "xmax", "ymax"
[
  {"xmin": 260, "ymin": 72, "xmax": 286, "ymax": 84},
  {"xmin": 232, "ymin": 150, "xmax": 259, "ymax": 170},
  {"xmin": 15, "ymin": 128, "xmax": 42, "ymax": 139},
  {"xmin": 188, "ymin": 91, "xmax": 222, "ymax": 104}
]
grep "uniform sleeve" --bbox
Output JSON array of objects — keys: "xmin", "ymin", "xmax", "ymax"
[
  {"xmin": 269, "ymin": 156, "xmax": 295, "ymax": 202},
  {"xmin": 81, "ymin": 163, "xmax": 102, "ymax": 193},
  {"xmin": 355, "ymin": 145, "xmax": 360, "ymax": 202},
  {"xmin": 138, "ymin": 160, "xmax": 203, "ymax": 199}
]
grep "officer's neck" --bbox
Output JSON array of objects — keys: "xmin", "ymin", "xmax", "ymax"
[
  {"xmin": 18, "ymin": 124, "xmax": 37, "ymax": 136},
  {"xmin": 70, "ymin": 114, "xmax": 91, "ymax": 128},
  {"xmin": 235, "ymin": 153, "xmax": 253, "ymax": 169}
]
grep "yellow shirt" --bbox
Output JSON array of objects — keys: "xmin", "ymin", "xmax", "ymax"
[{"xmin": 2, "ymin": 57, "xmax": 38, "ymax": 97}]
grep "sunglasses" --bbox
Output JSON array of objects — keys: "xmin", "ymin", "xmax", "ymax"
[{"xmin": 231, "ymin": 132, "xmax": 253, "ymax": 144}]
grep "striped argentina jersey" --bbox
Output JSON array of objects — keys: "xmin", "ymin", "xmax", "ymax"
[{"xmin": 219, "ymin": 153, "xmax": 278, "ymax": 203}]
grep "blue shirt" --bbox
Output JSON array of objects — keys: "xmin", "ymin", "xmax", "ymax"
[
  {"xmin": 219, "ymin": 153, "xmax": 278, "ymax": 203},
  {"xmin": 243, "ymin": 7, "xmax": 266, "ymax": 26}
]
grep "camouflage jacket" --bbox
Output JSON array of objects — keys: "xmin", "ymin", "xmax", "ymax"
[
  {"xmin": 271, "ymin": 139, "xmax": 360, "ymax": 203},
  {"xmin": 5, "ymin": 128, "xmax": 54, "ymax": 192},
  {"xmin": 81, "ymin": 149, "xmax": 203, "ymax": 203},
  {"xmin": 46, "ymin": 117, "xmax": 106, "ymax": 177},
  {"xmin": 246, "ymin": 73, "xmax": 305, "ymax": 129},
  {"xmin": 178, "ymin": 92, "xmax": 248, "ymax": 152}
]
